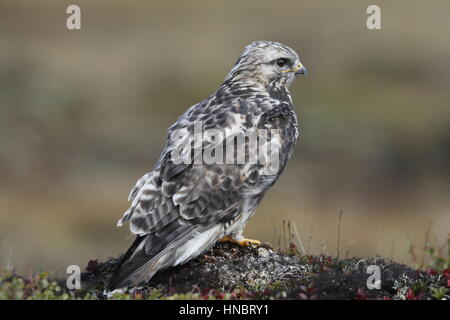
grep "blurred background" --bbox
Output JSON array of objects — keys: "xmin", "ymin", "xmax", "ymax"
[{"xmin": 0, "ymin": 0, "xmax": 449, "ymax": 275}]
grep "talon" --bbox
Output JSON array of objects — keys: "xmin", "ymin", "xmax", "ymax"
[
  {"xmin": 218, "ymin": 236, "xmax": 261, "ymax": 247},
  {"xmin": 236, "ymin": 239, "xmax": 261, "ymax": 247}
]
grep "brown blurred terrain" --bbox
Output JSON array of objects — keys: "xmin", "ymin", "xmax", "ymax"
[{"xmin": 0, "ymin": 0, "xmax": 449, "ymax": 275}]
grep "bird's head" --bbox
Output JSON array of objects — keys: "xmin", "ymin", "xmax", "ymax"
[{"xmin": 224, "ymin": 41, "xmax": 306, "ymax": 88}]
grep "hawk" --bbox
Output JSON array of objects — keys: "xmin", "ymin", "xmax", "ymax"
[{"xmin": 107, "ymin": 41, "xmax": 306, "ymax": 292}]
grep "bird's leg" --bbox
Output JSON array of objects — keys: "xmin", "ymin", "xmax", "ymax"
[{"xmin": 218, "ymin": 235, "xmax": 261, "ymax": 247}]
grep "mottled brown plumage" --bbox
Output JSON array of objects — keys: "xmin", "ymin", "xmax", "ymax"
[{"xmin": 107, "ymin": 41, "xmax": 306, "ymax": 292}]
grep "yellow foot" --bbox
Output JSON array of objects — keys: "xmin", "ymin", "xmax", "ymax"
[{"xmin": 219, "ymin": 236, "xmax": 261, "ymax": 247}]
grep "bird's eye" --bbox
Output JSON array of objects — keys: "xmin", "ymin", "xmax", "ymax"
[{"xmin": 276, "ymin": 58, "xmax": 290, "ymax": 68}]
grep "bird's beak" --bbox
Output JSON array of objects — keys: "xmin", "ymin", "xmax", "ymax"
[{"xmin": 294, "ymin": 64, "xmax": 307, "ymax": 76}]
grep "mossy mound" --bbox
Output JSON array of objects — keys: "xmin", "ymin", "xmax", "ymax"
[{"xmin": 1, "ymin": 242, "xmax": 449, "ymax": 300}]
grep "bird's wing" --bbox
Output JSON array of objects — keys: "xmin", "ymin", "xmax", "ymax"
[
  {"xmin": 120, "ymin": 164, "xmax": 245, "ymax": 236},
  {"xmin": 118, "ymin": 97, "xmax": 279, "ymax": 235}
]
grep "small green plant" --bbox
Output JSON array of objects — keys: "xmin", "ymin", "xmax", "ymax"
[
  {"xmin": 430, "ymin": 287, "xmax": 449, "ymax": 300},
  {"xmin": 0, "ymin": 269, "xmax": 94, "ymax": 300},
  {"xmin": 423, "ymin": 234, "xmax": 450, "ymax": 272}
]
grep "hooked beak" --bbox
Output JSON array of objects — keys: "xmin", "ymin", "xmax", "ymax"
[{"xmin": 295, "ymin": 64, "xmax": 307, "ymax": 76}]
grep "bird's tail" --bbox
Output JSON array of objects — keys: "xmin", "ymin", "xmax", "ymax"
[{"xmin": 105, "ymin": 223, "xmax": 194, "ymax": 293}]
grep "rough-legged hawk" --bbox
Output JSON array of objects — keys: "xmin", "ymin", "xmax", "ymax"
[{"xmin": 107, "ymin": 41, "xmax": 306, "ymax": 292}]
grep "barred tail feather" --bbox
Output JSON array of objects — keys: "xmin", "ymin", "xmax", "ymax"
[{"xmin": 106, "ymin": 222, "xmax": 195, "ymax": 292}]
